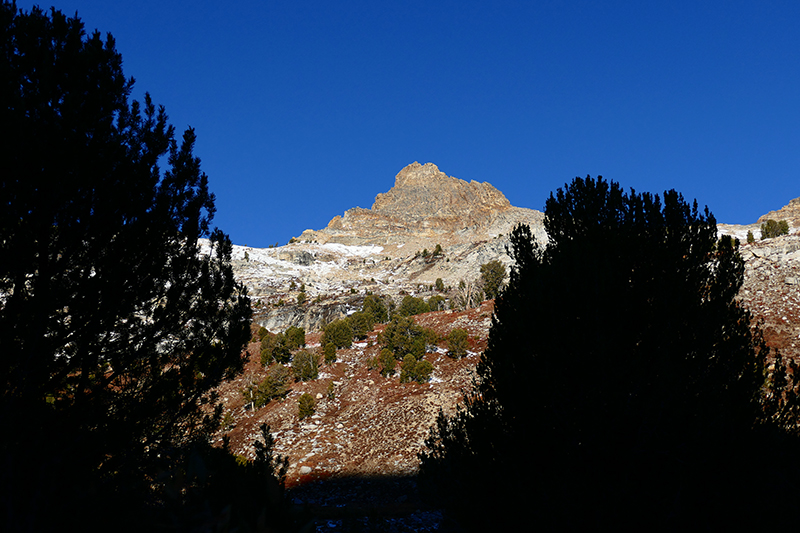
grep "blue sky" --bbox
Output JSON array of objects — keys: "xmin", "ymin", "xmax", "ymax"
[{"xmin": 44, "ymin": 0, "xmax": 800, "ymax": 247}]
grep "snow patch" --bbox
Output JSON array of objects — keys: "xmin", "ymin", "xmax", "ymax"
[{"xmin": 320, "ymin": 243, "xmax": 383, "ymax": 257}]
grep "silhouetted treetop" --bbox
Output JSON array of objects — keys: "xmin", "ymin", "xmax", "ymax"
[
  {"xmin": 0, "ymin": 4, "xmax": 270, "ymax": 530},
  {"xmin": 420, "ymin": 175, "xmax": 787, "ymax": 530}
]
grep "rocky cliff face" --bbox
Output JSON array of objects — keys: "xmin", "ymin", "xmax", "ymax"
[
  {"xmin": 371, "ymin": 161, "xmax": 511, "ymax": 221},
  {"xmin": 758, "ymin": 196, "xmax": 800, "ymax": 229},
  {"xmin": 298, "ymin": 162, "xmax": 543, "ymax": 250}
]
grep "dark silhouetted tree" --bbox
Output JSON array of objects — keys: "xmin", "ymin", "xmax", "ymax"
[
  {"xmin": 0, "ymin": 4, "xmax": 297, "ymax": 530},
  {"xmin": 420, "ymin": 176, "xmax": 797, "ymax": 530}
]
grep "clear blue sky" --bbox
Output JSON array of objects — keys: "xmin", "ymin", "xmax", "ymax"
[{"xmin": 42, "ymin": 0, "xmax": 800, "ymax": 247}]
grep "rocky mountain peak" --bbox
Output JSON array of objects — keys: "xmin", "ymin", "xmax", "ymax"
[
  {"xmin": 371, "ymin": 162, "xmax": 512, "ymax": 220},
  {"xmin": 297, "ymin": 162, "xmax": 541, "ymax": 251}
]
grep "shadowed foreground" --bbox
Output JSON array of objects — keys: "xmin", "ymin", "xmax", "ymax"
[{"xmin": 288, "ymin": 474, "xmax": 464, "ymax": 532}]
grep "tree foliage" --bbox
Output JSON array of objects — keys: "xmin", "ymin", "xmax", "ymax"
[
  {"xmin": 380, "ymin": 316, "xmax": 435, "ymax": 360},
  {"xmin": 261, "ymin": 331, "xmax": 293, "ymax": 364},
  {"xmin": 321, "ymin": 318, "xmax": 353, "ymax": 349},
  {"xmin": 284, "ymin": 325, "xmax": 306, "ymax": 350},
  {"xmin": 243, "ymin": 364, "xmax": 292, "ymax": 409},
  {"xmin": 454, "ymin": 278, "xmax": 482, "ymax": 310},
  {"xmin": 446, "ymin": 329, "xmax": 469, "ymax": 359},
  {"xmin": 399, "ymin": 354, "xmax": 434, "ymax": 383},
  {"xmin": 323, "ymin": 342, "xmax": 337, "ymax": 364},
  {"xmin": 397, "ymin": 294, "xmax": 430, "ymax": 316},
  {"xmin": 420, "ymin": 176, "xmax": 796, "ymax": 529},
  {"xmin": 479, "ymin": 259, "xmax": 506, "ymax": 300},
  {"xmin": 377, "ymin": 348, "xmax": 397, "ymax": 377},
  {"xmin": 292, "ymin": 350, "xmax": 319, "ymax": 382},
  {"xmin": 427, "ymin": 294, "xmax": 446, "ymax": 311},
  {"xmin": 0, "ymin": 5, "xmax": 302, "ymax": 529},
  {"xmin": 298, "ymin": 393, "xmax": 316, "ymax": 420},
  {"xmin": 361, "ymin": 293, "xmax": 389, "ymax": 324},
  {"xmin": 761, "ymin": 218, "xmax": 790, "ymax": 239},
  {"xmin": 348, "ymin": 310, "xmax": 375, "ymax": 340}
]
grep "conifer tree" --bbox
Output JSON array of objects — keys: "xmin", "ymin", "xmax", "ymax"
[
  {"xmin": 420, "ymin": 176, "xmax": 795, "ymax": 529},
  {"xmin": 0, "ymin": 4, "xmax": 279, "ymax": 529},
  {"xmin": 479, "ymin": 259, "xmax": 506, "ymax": 300}
]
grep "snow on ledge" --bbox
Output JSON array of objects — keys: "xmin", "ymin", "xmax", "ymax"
[{"xmin": 319, "ymin": 243, "xmax": 383, "ymax": 257}]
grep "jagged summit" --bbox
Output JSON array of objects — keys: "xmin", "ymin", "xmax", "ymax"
[
  {"xmin": 297, "ymin": 162, "xmax": 543, "ymax": 250},
  {"xmin": 371, "ymin": 162, "xmax": 511, "ymax": 220}
]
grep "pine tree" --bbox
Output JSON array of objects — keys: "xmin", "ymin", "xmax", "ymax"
[
  {"xmin": 446, "ymin": 329, "xmax": 469, "ymax": 359},
  {"xmin": 420, "ymin": 176, "xmax": 793, "ymax": 529},
  {"xmin": 0, "ymin": 4, "xmax": 258, "ymax": 528},
  {"xmin": 298, "ymin": 393, "xmax": 316, "ymax": 420},
  {"xmin": 479, "ymin": 259, "xmax": 506, "ymax": 300}
]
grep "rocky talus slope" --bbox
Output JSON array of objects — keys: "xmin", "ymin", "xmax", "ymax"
[
  {"xmin": 738, "ymin": 235, "xmax": 800, "ymax": 363},
  {"xmin": 215, "ymin": 301, "xmax": 494, "ymax": 488}
]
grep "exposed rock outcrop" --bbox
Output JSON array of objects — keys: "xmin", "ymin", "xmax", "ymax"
[
  {"xmin": 297, "ymin": 162, "xmax": 544, "ymax": 250},
  {"xmin": 719, "ymin": 196, "xmax": 800, "ymax": 241},
  {"xmin": 758, "ymin": 196, "xmax": 800, "ymax": 229},
  {"xmin": 738, "ymin": 234, "xmax": 800, "ymax": 365}
]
